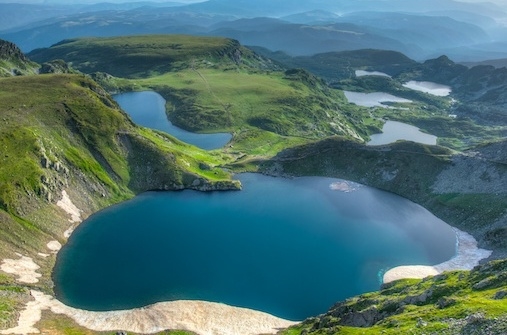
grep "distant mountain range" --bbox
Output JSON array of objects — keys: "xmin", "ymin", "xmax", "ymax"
[{"xmin": 1, "ymin": 0, "xmax": 507, "ymax": 62}]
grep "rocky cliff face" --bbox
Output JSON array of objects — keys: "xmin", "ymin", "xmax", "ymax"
[
  {"xmin": 0, "ymin": 38, "xmax": 38, "ymax": 76},
  {"xmin": 0, "ymin": 38, "xmax": 28, "ymax": 61}
]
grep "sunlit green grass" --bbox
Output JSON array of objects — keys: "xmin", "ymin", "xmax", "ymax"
[{"xmin": 282, "ymin": 260, "xmax": 507, "ymax": 334}]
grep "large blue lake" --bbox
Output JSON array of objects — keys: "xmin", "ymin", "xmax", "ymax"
[{"xmin": 54, "ymin": 174, "xmax": 456, "ymax": 320}]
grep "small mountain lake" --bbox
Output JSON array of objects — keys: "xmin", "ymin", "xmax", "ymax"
[
  {"xmin": 54, "ymin": 174, "xmax": 456, "ymax": 320},
  {"xmin": 403, "ymin": 81, "xmax": 451, "ymax": 97},
  {"xmin": 368, "ymin": 120, "xmax": 437, "ymax": 146},
  {"xmin": 355, "ymin": 70, "xmax": 391, "ymax": 78},
  {"xmin": 114, "ymin": 91, "xmax": 232, "ymax": 150},
  {"xmin": 343, "ymin": 91, "xmax": 412, "ymax": 108}
]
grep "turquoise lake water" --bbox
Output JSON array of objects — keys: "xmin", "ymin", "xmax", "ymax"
[
  {"xmin": 114, "ymin": 91, "xmax": 232, "ymax": 150},
  {"xmin": 54, "ymin": 174, "xmax": 456, "ymax": 320}
]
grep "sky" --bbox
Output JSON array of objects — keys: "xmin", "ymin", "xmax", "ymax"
[
  {"xmin": 0, "ymin": 0, "xmax": 504, "ymax": 4},
  {"xmin": 0, "ymin": 0, "xmax": 205, "ymax": 3}
]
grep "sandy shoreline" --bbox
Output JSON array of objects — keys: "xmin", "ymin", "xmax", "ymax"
[
  {"xmin": 1, "ymin": 190, "xmax": 296, "ymax": 335},
  {"xmin": 383, "ymin": 228, "xmax": 492, "ymax": 283},
  {"xmin": 1, "ymin": 290, "xmax": 296, "ymax": 335}
]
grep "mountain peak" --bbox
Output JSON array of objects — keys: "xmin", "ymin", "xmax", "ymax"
[{"xmin": 0, "ymin": 39, "xmax": 28, "ymax": 62}]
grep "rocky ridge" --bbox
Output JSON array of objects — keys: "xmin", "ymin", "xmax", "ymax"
[{"xmin": 0, "ymin": 38, "xmax": 38, "ymax": 76}]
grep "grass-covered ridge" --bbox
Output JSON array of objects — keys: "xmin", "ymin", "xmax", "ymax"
[
  {"xmin": 281, "ymin": 259, "xmax": 507, "ymax": 335},
  {"xmin": 29, "ymin": 35, "xmax": 263, "ymax": 78},
  {"xmin": 27, "ymin": 35, "xmax": 382, "ymax": 147}
]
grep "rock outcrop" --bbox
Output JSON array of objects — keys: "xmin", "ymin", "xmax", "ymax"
[
  {"xmin": 0, "ymin": 39, "xmax": 28, "ymax": 62},
  {"xmin": 0, "ymin": 38, "xmax": 38, "ymax": 76}
]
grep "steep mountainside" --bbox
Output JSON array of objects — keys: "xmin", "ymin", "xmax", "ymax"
[
  {"xmin": 0, "ymin": 72, "xmax": 239, "ymax": 329},
  {"xmin": 0, "ymin": 73, "xmax": 239, "ymax": 252},
  {"xmin": 260, "ymin": 138, "xmax": 507, "ymax": 256},
  {"xmin": 0, "ymin": 38, "xmax": 38, "ymax": 76}
]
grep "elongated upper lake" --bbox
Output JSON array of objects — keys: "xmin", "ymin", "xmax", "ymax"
[
  {"xmin": 114, "ymin": 91, "xmax": 232, "ymax": 150},
  {"xmin": 54, "ymin": 174, "xmax": 456, "ymax": 320}
]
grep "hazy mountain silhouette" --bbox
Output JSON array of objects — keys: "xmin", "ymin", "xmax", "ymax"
[{"xmin": 1, "ymin": 0, "xmax": 507, "ymax": 61}]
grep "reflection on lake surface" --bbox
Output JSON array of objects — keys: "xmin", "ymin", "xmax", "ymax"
[
  {"xmin": 114, "ymin": 91, "xmax": 232, "ymax": 150},
  {"xmin": 344, "ymin": 91, "xmax": 412, "ymax": 108},
  {"xmin": 403, "ymin": 81, "xmax": 452, "ymax": 97},
  {"xmin": 355, "ymin": 70, "xmax": 391, "ymax": 78},
  {"xmin": 54, "ymin": 173, "xmax": 456, "ymax": 320},
  {"xmin": 368, "ymin": 120, "xmax": 437, "ymax": 146}
]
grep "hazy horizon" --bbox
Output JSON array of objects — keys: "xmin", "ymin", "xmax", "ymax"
[
  {"xmin": 0, "ymin": 0, "xmax": 205, "ymax": 3},
  {"xmin": 0, "ymin": 0, "xmax": 506, "ymax": 8}
]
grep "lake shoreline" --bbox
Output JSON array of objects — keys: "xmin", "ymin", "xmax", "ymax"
[
  {"xmin": 1, "ymin": 189, "xmax": 297, "ymax": 335},
  {"xmin": 383, "ymin": 228, "xmax": 492, "ymax": 284},
  {"xmin": 0, "ymin": 183, "xmax": 493, "ymax": 335}
]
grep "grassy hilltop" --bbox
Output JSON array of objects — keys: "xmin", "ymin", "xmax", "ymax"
[
  {"xmin": 0, "ymin": 34, "xmax": 506, "ymax": 334},
  {"xmin": 29, "ymin": 35, "xmax": 382, "ymax": 149}
]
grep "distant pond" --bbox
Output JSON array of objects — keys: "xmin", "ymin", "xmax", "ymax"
[
  {"xmin": 355, "ymin": 70, "xmax": 391, "ymax": 78},
  {"xmin": 114, "ymin": 91, "xmax": 232, "ymax": 150},
  {"xmin": 403, "ymin": 81, "xmax": 451, "ymax": 97},
  {"xmin": 54, "ymin": 174, "xmax": 456, "ymax": 320},
  {"xmin": 368, "ymin": 120, "xmax": 437, "ymax": 146},
  {"xmin": 343, "ymin": 91, "xmax": 412, "ymax": 108}
]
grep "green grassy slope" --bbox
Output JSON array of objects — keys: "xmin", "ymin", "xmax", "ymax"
[
  {"xmin": 0, "ymin": 73, "xmax": 239, "ymax": 252},
  {"xmin": 27, "ymin": 35, "xmax": 382, "ymax": 149},
  {"xmin": 0, "ymin": 73, "xmax": 240, "ymax": 328},
  {"xmin": 281, "ymin": 259, "xmax": 507, "ymax": 335}
]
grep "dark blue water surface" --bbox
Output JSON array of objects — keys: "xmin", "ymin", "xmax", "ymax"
[
  {"xmin": 114, "ymin": 91, "xmax": 232, "ymax": 150},
  {"xmin": 54, "ymin": 174, "xmax": 456, "ymax": 320}
]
